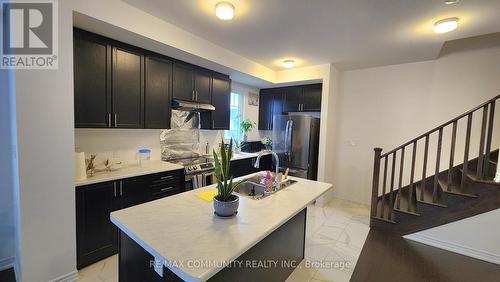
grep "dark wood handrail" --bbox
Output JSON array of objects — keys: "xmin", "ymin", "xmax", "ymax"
[{"xmin": 380, "ymin": 94, "xmax": 500, "ymax": 158}]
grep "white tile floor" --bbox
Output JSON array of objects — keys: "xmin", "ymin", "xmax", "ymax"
[{"xmin": 78, "ymin": 198, "xmax": 370, "ymax": 282}]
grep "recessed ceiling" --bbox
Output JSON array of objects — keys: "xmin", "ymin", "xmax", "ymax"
[{"xmin": 122, "ymin": 0, "xmax": 500, "ymax": 70}]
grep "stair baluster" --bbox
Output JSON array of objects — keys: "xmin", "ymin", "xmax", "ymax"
[
  {"xmin": 461, "ymin": 114, "xmax": 473, "ymax": 192},
  {"xmin": 483, "ymin": 102, "xmax": 495, "ymax": 179},
  {"xmin": 477, "ymin": 105, "xmax": 489, "ymax": 178},
  {"xmin": 448, "ymin": 121, "xmax": 457, "ymax": 190},
  {"xmin": 381, "ymin": 156, "xmax": 388, "ymax": 218},
  {"xmin": 397, "ymin": 147, "xmax": 405, "ymax": 210},
  {"xmin": 409, "ymin": 141, "xmax": 417, "ymax": 212},
  {"xmin": 421, "ymin": 135, "xmax": 429, "ymax": 200},
  {"xmin": 433, "ymin": 128, "xmax": 443, "ymax": 203},
  {"xmin": 389, "ymin": 153, "xmax": 396, "ymax": 220}
]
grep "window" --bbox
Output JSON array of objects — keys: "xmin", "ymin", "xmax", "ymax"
[{"xmin": 224, "ymin": 92, "xmax": 243, "ymax": 141}]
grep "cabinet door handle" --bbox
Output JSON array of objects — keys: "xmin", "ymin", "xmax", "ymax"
[
  {"xmin": 114, "ymin": 114, "xmax": 118, "ymax": 128},
  {"xmin": 119, "ymin": 181, "xmax": 123, "ymax": 196},
  {"xmin": 108, "ymin": 113, "xmax": 111, "ymax": 128},
  {"xmin": 113, "ymin": 182, "xmax": 117, "ymax": 197},
  {"xmin": 160, "ymin": 175, "xmax": 175, "ymax": 180},
  {"xmin": 192, "ymin": 90, "xmax": 195, "ymax": 100},
  {"xmin": 212, "ymin": 120, "xmax": 215, "ymax": 129},
  {"xmin": 160, "ymin": 186, "xmax": 174, "ymax": 192}
]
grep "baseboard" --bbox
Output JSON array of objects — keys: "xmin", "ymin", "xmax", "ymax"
[
  {"xmin": 49, "ymin": 270, "xmax": 78, "ymax": 282},
  {"xmin": 0, "ymin": 256, "xmax": 15, "ymax": 272},
  {"xmin": 405, "ymin": 233, "xmax": 500, "ymax": 265}
]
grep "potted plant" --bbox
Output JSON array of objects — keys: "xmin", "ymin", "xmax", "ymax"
[
  {"xmin": 213, "ymin": 138, "xmax": 245, "ymax": 217},
  {"xmin": 233, "ymin": 139, "xmax": 242, "ymax": 153},
  {"xmin": 261, "ymin": 137, "xmax": 272, "ymax": 150},
  {"xmin": 240, "ymin": 119, "xmax": 256, "ymax": 142}
]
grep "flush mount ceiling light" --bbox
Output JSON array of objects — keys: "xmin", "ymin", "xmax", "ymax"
[
  {"xmin": 215, "ymin": 2, "xmax": 235, "ymax": 20},
  {"xmin": 283, "ymin": 60, "xmax": 295, "ymax": 68},
  {"xmin": 434, "ymin": 17, "xmax": 459, "ymax": 33},
  {"xmin": 444, "ymin": 0, "xmax": 459, "ymax": 4}
]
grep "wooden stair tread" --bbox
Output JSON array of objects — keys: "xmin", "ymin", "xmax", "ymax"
[
  {"xmin": 415, "ymin": 181, "xmax": 447, "ymax": 208},
  {"xmin": 394, "ymin": 189, "xmax": 420, "ymax": 216},
  {"xmin": 457, "ymin": 166, "xmax": 498, "ymax": 187},
  {"xmin": 438, "ymin": 178, "xmax": 478, "ymax": 198}
]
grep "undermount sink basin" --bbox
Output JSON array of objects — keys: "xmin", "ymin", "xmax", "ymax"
[{"xmin": 233, "ymin": 174, "xmax": 298, "ymax": 200}]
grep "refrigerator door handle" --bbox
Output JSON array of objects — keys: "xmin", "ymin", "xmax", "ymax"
[
  {"xmin": 285, "ymin": 119, "xmax": 293, "ymax": 162},
  {"xmin": 284, "ymin": 120, "xmax": 290, "ymax": 158}
]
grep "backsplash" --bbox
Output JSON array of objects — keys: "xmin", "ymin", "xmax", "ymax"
[
  {"xmin": 75, "ymin": 128, "xmax": 272, "ymax": 165},
  {"xmin": 75, "ymin": 128, "xmax": 162, "ymax": 165}
]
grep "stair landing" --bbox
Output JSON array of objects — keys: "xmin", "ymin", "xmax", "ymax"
[{"xmin": 351, "ymin": 229, "xmax": 500, "ymax": 282}]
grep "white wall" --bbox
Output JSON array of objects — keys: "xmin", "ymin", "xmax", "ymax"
[
  {"xmin": 405, "ymin": 209, "xmax": 500, "ymax": 265},
  {"xmin": 333, "ymin": 34, "xmax": 500, "ymax": 204},
  {"xmin": 14, "ymin": 1, "xmax": 77, "ymax": 281},
  {"xmin": 0, "ymin": 65, "xmax": 15, "ymax": 271}
]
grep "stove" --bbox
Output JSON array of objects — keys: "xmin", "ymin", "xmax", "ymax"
[{"xmin": 169, "ymin": 156, "xmax": 215, "ymax": 175}]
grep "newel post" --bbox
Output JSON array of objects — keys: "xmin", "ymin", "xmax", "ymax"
[{"xmin": 370, "ymin": 148, "xmax": 383, "ymax": 220}]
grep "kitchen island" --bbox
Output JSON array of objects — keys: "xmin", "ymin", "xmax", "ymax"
[{"xmin": 110, "ymin": 174, "xmax": 333, "ymax": 281}]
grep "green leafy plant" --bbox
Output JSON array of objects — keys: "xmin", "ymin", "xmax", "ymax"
[
  {"xmin": 261, "ymin": 137, "xmax": 272, "ymax": 147},
  {"xmin": 213, "ymin": 138, "xmax": 245, "ymax": 201},
  {"xmin": 240, "ymin": 119, "xmax": 256, "ymax": 134}
]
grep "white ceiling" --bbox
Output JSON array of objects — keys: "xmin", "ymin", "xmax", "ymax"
[{"xmin": 123, "ymin": 0, "xmax": 500, "ymax": 70}]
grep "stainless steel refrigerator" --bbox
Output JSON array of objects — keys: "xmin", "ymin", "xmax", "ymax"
[{"xmin": 272, "ymin": 115, "xmax": 320, "ymax": 180}]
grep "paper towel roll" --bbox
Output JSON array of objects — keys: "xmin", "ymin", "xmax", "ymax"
[{"xmin": 75, "ymin": 152, "xmax": 87, "ymax": 181}]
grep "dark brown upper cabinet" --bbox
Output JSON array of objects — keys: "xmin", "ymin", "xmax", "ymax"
[
  {"xmin": 258, "ymin": 89, "xmax": 283, "ymax": 130},
  {"xmin": 74, "ymin": 29, "xmax": 145, "ymax": 129},
  {"xmin": 73, "ymin": 28, "xmax": 231, "ymax": 130},
  {"xmin": 173, "ymin": 62, "xmax": 213, "ymax": 103},
  {"xmin": 210, "ymin": 75, "xmax": 231, "ymax": 130},
  {"xmin": 172, "ymin": 63, "xmax": 194, "ymax": 101},
  {"xmin": 301, "ymin": 83, "xmax": 322, "ymax": 111},
  {"xmin": 112, "ymin": 45, "xmax": 145, "ymax": 128},
  {"xmin": 194, "ymin": 69, "xmax": 212, "ymax": 104},
  {"xmin": 283, "ymin": 83, "xmax": 322, "ymax": 113},
  {"xmin": 145, "ymin": 55, "xmax": 172, "ymax": 129},
  {"xmin": 282, "ymin": 86, "xmax": 303, "ymax": 113},
  {"xmin": 74, "ymin": 29, "xmax": 111, "ymax": 128}
]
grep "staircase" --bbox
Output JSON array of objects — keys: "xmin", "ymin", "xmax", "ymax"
[{"xmin": 370, "ymin": 95, "xmax": 500, "ymax": 235}]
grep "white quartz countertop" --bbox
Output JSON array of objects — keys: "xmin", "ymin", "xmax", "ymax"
[
  {"xmin": 75, "ymin": 161, "xmax": 183, "ymax": 187},
  {"xmin": 110, "ymin": 174, "xmax": 333, "ymax": 282}
]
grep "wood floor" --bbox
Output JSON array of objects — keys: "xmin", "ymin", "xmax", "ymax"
[{"xmin": 351, "ymin": 229, "xmax": 500, "ymax": 282}]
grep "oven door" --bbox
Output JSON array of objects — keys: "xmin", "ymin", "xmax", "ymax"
[{"xmin": 186, "ymin": 171, "xmax": 214, "ymax": 190}]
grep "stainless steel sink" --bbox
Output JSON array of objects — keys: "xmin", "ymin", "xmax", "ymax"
[{"xmin": 233, "ymin": 175, "xmax": 298, "ymax": 200}]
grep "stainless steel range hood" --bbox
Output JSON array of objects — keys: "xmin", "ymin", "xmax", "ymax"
[{"xmin": 171, "ymin": 99, "xmax": 215, "ymax": 111}]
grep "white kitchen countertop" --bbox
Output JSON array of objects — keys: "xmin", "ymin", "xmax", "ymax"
[
  {"xmin": 231, "ymin": 150, "xmax": 272, "ymax": 161},
  {"xmin": 110, "ymin": 174, "xmax": 333, "ymax": 281},
  {"xmin": 75, "ymin": 152, "xmax": 270, "ymax": 187},
  {"xmin": 75, "ymin": 161, "xmax": 184, "ymax": 187}
]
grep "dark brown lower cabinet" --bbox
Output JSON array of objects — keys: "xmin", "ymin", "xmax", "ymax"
[
  {"xmin": 230, "ymin": 155, "xmax": 273, "ymax": 178},
  {"xmin": 76, "ymin": 169, "xmax": 184, "ymax": 269}
]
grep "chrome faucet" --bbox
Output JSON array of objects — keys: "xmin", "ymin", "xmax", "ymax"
[{"xmin": 254, "ymin": 150, "xmax": 280, "ymax": 192}]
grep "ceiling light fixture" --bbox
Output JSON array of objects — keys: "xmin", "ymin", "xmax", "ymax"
[
  {"xmin": 215, "ymin": 2, "xmax": 235, "ymax": 20},
  {"xmin": 283, "ymin": 60, "xmax": 295, "ymax": 69},
  {"xmin": 444, "ymin": 0, "xmax": 459, "ymax": 4},
  {"xmin": 434, "ymin": 17, "xmax": 459, "ymax": 33}
]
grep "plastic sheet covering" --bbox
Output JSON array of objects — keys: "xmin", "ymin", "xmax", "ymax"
[{"xmin": 161, "ymin": 110, "xmax": 200, "ymax": 160}]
